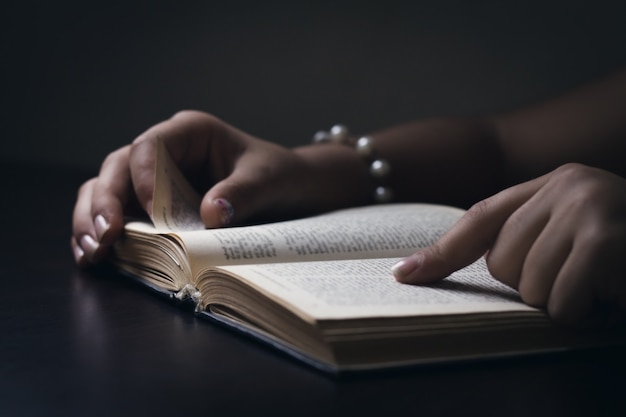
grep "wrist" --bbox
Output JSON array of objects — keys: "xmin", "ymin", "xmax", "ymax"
[
  {"xmin": 293, "ymin": 142, "xmax": 375, "ymax": 211},
  {"xmin": 312, "ymin": 124, "xmax": 393, "ymax": 204}
]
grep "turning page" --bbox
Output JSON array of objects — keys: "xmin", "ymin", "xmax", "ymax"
[{"xmin": 182, "ymin": 203, "xmax": 466, "ymax": 271}]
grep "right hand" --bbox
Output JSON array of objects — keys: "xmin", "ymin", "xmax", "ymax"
[
  {"xmin": 71, "ymin": 110, "xmax": 370, "ymax": 267},
  {"xmin": 393, "ymin": 163, "xmax": 626, "ymax": 328}
]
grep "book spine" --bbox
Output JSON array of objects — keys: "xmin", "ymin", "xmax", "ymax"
[{"xmin": 174, "ymin": 284, "xmax": 203, "ymax": 312}]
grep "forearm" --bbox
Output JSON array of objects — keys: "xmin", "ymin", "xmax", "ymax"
[
  {"xmin": 371, "ymin": 68, "xmax": 626, "ymax": 204},
  {"xmin": 493, "ymin": 68, "xmax": 626, "ymax": 179},
  {"xmin": 293, "ymin": 68, "xmax": 626, "ymax": 210}
]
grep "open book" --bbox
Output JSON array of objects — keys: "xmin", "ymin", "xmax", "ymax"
[{"xmin": 110, "ymin": 140, "xmax": 622, "ymax": 373}]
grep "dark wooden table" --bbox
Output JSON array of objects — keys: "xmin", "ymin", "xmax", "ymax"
[{"xmin": 1, "ymin": 160, "xmax": 625, "ymax": 417}]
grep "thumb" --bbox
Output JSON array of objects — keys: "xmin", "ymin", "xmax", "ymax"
[
  {"xmin": 199, "ymin": 169, "xmax": 273, "ymax": 228},
  {"xmin": 392, "ymin": 176, "xmax": 547, "ymax": 285}
]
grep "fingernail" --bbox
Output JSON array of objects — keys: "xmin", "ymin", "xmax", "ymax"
[
  {"xmin": 80, "ymin": 234, "xmax": 99, "ymax": 260},
  {"xmin": 73, "ymin": 243, "xmax": 85, "ymax": 264},
  {"xmin": 94, "ymin": 214, "xmax": 110, "ymax": 241},
  {"xmin": 391, "ymin": 253, "xmax": 423, "ymax": 279},
  {"xmin": 213, "ymin": 198, "xmax": 234, "ymax": 226}
]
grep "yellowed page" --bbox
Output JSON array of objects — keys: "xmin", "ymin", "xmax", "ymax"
[
  {"xmin": 215, "ymin": 257, "xmax": 538, "ymax": 321},
  {"xmin": 151, "ymin": 137, "xmax": 205, "ymax": 231}
]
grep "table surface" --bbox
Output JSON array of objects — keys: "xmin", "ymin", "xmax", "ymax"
[{"xmin": 2, "ymin": 160, "xmax": 625, "ymax": 417}]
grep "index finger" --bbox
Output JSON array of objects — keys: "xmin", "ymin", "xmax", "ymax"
[{"xmin": 394, "ymin": 174, "xmax": 549, "ymax": 284}]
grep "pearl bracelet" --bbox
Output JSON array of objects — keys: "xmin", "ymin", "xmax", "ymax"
[{"xmin": 313, "ymin": 124, "xmax": 393, "ymax": 203}]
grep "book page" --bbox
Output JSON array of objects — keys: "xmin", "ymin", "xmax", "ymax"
[
  {"xmin": 215, "ymin": 257, "xmax": 537, "ymax": 320},
  {"xmin": 151, "ymin": 137, "xmax": 205, "ymax": 231},
  {"xmin": 181, "ymin": 203, "xmax": 465, "ymax": 271}
]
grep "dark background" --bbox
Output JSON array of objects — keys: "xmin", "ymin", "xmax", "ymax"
[{"xmin": 3, "ymin": 0, "xmax": 626, "ymax": 172}]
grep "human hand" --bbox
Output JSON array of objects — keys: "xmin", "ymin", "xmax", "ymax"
[
  {"xmin": 392, "ymin": 163, "xmax": 626, "ymax": 328},
  {"xmin": 71, "ymin": 110, "xmax": 370, "ymax": 267}
]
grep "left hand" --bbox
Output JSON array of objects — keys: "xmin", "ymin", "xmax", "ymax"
[{"xmin": 392, "ymin": 163, "xmax": 626, "ymax": 328}]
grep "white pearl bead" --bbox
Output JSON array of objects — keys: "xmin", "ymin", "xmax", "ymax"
[
  {"xmin": 313, "ymin": 130, "xmax": 330, "ymax": 143},
  {"xmin": 356, "ymin": 136, "xmax": 374, "ymax": 158},
  {"xmin": 330, "ymin": 124, "xmax": 349, "ymax": 143},
  {"xmin": 375, "ymin": 186, "xmax": 393, "ymax": 203},
  {"xmin": 370, "ymin": 159, "xmax": 390, "ymax": 178}
]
